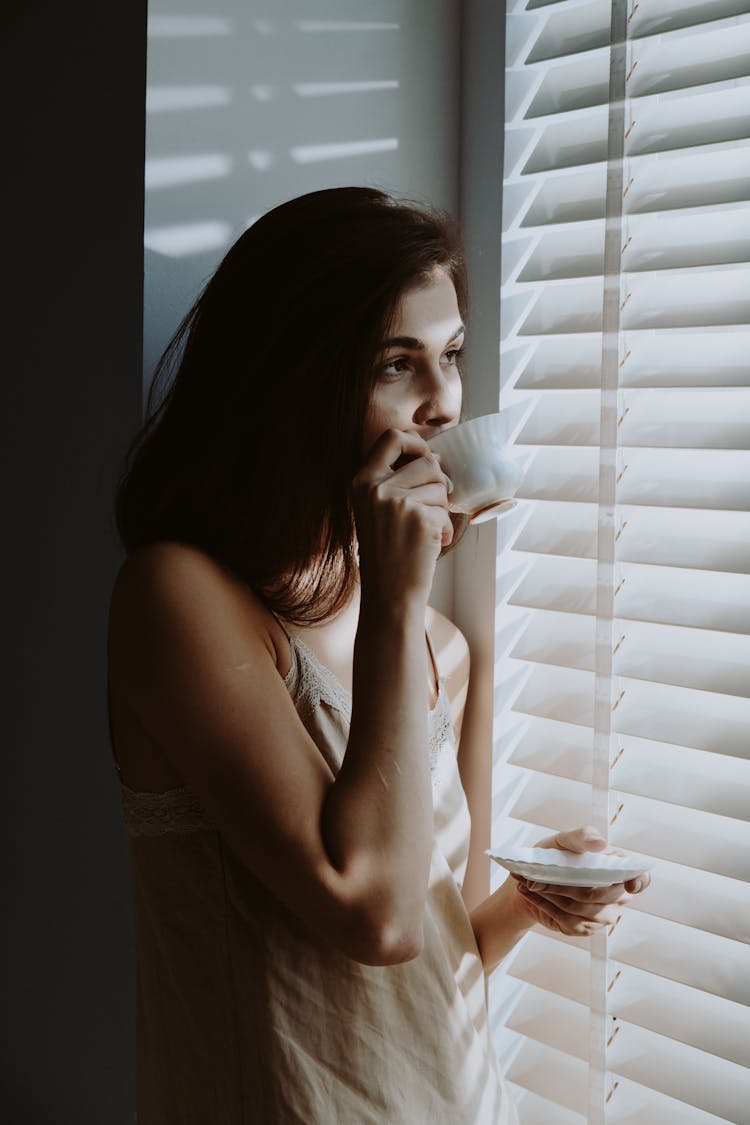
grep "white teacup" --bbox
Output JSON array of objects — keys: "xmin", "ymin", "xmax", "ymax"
[{"xmin": 428, "ymin": 414, "xmax": 523, "ymax": 524}]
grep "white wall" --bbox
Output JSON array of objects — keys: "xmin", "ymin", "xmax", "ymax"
[
  {"xmin": 143, "ymin": 0, "xmax": 462, "ymax": 372},
  {"xmin": 144, "ymin": 0, "xmax": 463, "ymax": 612},
  {"xmin": 454, "ymin": 0, "xmax": 508, "ymax": 1020}
]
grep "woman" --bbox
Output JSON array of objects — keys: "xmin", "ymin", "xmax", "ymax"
[{"xmin": 108, "ymin": 187, "xmax": 647, "ymax": 1123}]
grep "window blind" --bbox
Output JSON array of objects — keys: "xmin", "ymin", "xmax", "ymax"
[{"xmin": 492, "ymin": 1, "xmax": 750, "ymax": 1122}]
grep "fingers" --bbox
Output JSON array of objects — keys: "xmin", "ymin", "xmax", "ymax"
[
  {"xmin": 362, "ymin": 428, "xmax": 432, "ymax": 476},
  {"xmin": 357, "ymin": 430, "xmax": 452, "ymax": 502},
  {"xmin": 515, "ymin": 823, "xmax": 653, "ymax": 938},
  {"xmin": 517, "ymin": 885, "xmax": 616, "ymax": 937},
  {"xmin": 537, "ymin": 825, "xmax": 608, "ymax": 854},
  {"xmin": 389, "ymin": 453, "xmax": 452, "ymax": 494},
  {"xmin": 396, "ymin": 482, "xmax": 455, "ymax": 510},
  {"xmin": 414, "ymin": 503, "xmax": 454, "ymax": 548},
  {"xmin": 372, "ymin": 488, "xmax": 453, "ymax": 548},
  {"xmin": 519, "ymin": 880, "xmax": 629, "ymax": 905},
  {"xmin": 526, "ymin": 885, "xmax": 630, "ymax": 913},
  {"xmin": 531, "ymin": 825, "xmax": 653, "ymax": 899},
  {"xmin": 624, "ymin": 872, "xmax": 651, "ymax": 895},
  {"xmin": 354, "ymin": 428, "xmax": 456, "ymax": 598}
]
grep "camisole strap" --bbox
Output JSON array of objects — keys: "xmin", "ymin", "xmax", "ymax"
[
  {"xmin": 425, "ymin": 627, "xmax": 441, "ymax": 704},
  {"xmin": 268, "ymin": 608, "xmax": 292, "ymax": 642},
  {"xmin": 279, "ymin": 611, "xmax": 441, "ymax": 708}
]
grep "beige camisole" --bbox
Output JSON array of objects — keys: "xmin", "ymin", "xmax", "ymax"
[{"xmin": 114, "ymin": 632, "xmax": 518, "ymax": 1124}]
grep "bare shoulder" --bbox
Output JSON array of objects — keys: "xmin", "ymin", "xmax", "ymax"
[
  {"xmin": 111, "ymin": 540, "xmax": 256, "ymax": 613},
  {"xmin": 108, "ymin": 541, "xmax": 288, "ymax": 688}
]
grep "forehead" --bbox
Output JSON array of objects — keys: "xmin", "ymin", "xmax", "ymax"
[{"xmin": 388, "ymin": 269, "xmax": 461, "ymax": 340}]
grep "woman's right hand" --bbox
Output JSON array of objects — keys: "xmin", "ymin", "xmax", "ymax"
[{"xmin": 352, "ymin": 428, "xmax": 453, "ymax": 607}]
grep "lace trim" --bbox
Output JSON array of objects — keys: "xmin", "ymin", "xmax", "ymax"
[
  {"xmin": 286, "ymin": 634, "xmax": 455, "ymax": 787},
  {"xmin": 118, "ymin": 635, "xmax": 456, "ymax": 837},
  {"xmin": 429, "ymin": 693, "xmax": 455, "ymax": 774},
  {"xmin": 286, "ymin": 635, "xmax": 352, "ymax": 722},
  {"xmin": 120, "ymin": 784, "xmax": 214, "ymax": 837}
]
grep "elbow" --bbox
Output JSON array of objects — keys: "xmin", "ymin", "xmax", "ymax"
[
  {"xmin": 353, "ymin": 918, "xmax": 425, "ymax": 966},
  {"xmin": 322, "ymin": 862, "xmax": 428, "ymax": 965},
  {"xmin": 341, "ymin": 895, "xmax": 426, "ymax": 966},
  {"xmin": 371, "ymin": 916, "xmax": 425, "ymax": 965}
]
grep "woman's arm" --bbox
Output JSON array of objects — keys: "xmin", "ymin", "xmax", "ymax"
[
  {"xmin": 109, "ymin": 431, "xmax": 453, "ymax": 968},
  {"xmin": 469, "ymin": 828, "xmax": 653, "ymax": 975},
  {"xmin": 437, "ymin": 621, "xmax": 651, "ymax": 972},
  {"xmin": 469, "ymin": 880, "xmax": 535, "ymax": 973}
]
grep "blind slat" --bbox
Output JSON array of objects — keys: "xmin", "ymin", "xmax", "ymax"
[
  {"xmin": 518, "ymin": 388, "xmax": 750, "ymax": 449},
  {"xmin": 611, "ymin": 911, "xmax": 750, "ymax": 1005},
  {"xmin": 515, "ymin": 269, "xmax": 750, "ymax": 336},
  {"xmin": 510, "ymin": 610, "xmax": 750, "ymax": 698},
  {"xmin": 505, "ymin": 722, "xmax": 750, "ymax": 820},
  {"xmin": 505, "ymin": 959, "xmax": 750, "ymax": 1068},
  {"xmin": 505, "ymin": 663, "xmax": 750, "ymax": 758},
  {"xmin": 512, "ymin": 1087, "xmax": 585, "ymax": 1125},
  {"xmin": 507, "ymin": 773, "xmax": 750, "ymax": 880},
  {"xmin": 509, "ymin": 144, "xmax": 750, "ymax": 229},
  {"xmin": 505, "ymin": 1039, "xmax": 588, "ymax": 1116},
  {"xmin": 525, "ymin": 0, "xmax": 750, "ymax": 64},
  {"xmin": 608, "ymin": 1022, "xmax": 749, "ymax": 1123},
  {"xmin": 505, "ymin": 981, "xmax": 750, "ymax": 1121},
  {"xmin": 529, "ymin": 912, "xmax": 750, "ymax": 1007},
  {"xmin": 507, "ymin": 557, "xmax": 750, "ymax": 633},
  {"xmin": 518, "ymin": 447, "xmax": 750, "ymax": 509},
  {"xmin": 514, "ymin": 502, "xmax": 750, "ymax": 572},
  {"xmin": 518, "ymin": 205, "xmax": 750, "ymax": 283},
  {"xmin": 526, "ymin": 16, "xmax": 750, "ymax": 112},
  {"xmin": 605, "ymin": 1075, "xmax": 734, "ymax": 1125}
]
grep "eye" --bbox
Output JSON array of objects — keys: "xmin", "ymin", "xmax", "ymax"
[
  {"xmin": 444, "ymin": 345, "xmax": 465, "ymax": 365},
  {"xmin": 379, "ymin": 356, "xmax": 412, "ymax": 379}
]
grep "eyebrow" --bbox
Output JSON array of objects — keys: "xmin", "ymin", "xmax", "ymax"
[{"xmin": 380, "ymin": 323, "xmax": 465, "ymax": 351}]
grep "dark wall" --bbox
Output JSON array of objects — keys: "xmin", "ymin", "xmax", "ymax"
[{"xmin": 3, "ymin": 6, "xmax": 146, "ymax": 1122}]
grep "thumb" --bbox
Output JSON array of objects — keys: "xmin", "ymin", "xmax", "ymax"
[{"xmin": 537, "ymin": 825, "xmax": 608, "ymax": 854}]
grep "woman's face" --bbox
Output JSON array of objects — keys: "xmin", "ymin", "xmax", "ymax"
[{"xmin": 362, "ymin": 267, "xmax": 464, "ymax": 456}]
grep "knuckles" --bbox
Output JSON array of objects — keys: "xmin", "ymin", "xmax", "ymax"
[{"xmin": 352, "ymin": 448, "xmax": 453, "ymax": 557}]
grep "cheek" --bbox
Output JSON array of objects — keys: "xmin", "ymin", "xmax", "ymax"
[
  {"xmin": 362, "ymin": 388, "xmax": 407, "ymax": 454},
  {"xmin": 361, "ymin": 412, "xmax": 388, "ymax": 460}
]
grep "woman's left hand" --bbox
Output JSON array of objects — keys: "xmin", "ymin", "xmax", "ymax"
[{"xmin": 511, "ymin": 826, "xmax": 652, "ymax": 938}]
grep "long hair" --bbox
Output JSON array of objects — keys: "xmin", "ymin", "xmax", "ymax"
[{"xmin": 116, "ymin": 186, "xmax": 468, "ymax": 624}]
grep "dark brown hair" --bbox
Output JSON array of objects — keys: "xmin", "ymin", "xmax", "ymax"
[{"xmin": 116, "ymin": 186, "xmax": 468, "ymax": 623}]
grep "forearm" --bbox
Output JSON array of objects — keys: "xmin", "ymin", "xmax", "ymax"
[
  {"xmin": 320, "ymin": 595, "xmax": 433, "ymax": 941},
  {"xmin": 470, "ymin": 877, "xmax": 535, "ymax": 976}
]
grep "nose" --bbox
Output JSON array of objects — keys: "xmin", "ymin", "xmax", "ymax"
[{"xmin": 412, "ymin": 361, "xmax": 461, "ymax": 432}]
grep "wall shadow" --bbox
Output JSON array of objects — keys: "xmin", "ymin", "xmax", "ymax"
[{"xmin": 143, "ymin": 0, "xmax": 461, "ymax": 393}]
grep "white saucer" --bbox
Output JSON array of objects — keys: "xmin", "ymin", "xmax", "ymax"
[
  {"xmin": 469, "ymin": 498, "xmax": 519, "ymax": 525},
  {"xmin": 485, "ymin": 845, "xmax": 652, "ymax": 887}
]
